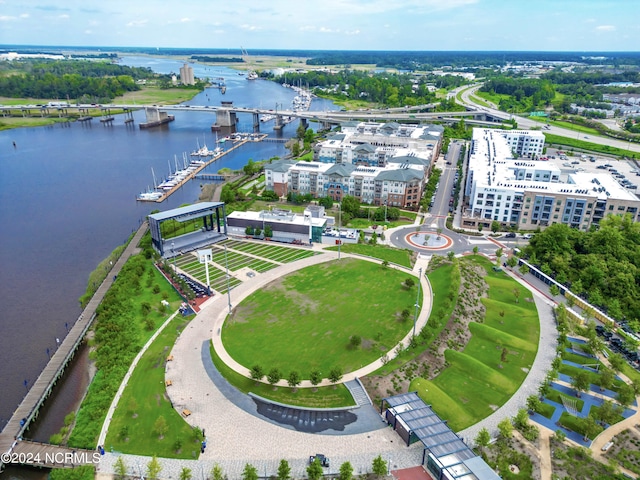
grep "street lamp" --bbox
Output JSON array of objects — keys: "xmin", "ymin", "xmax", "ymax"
[
  {"xmin": 413, "ymin": 267, "xmax": 422, "ymax": 338},
  {"xmin": 171, "ymin": 241, "xmax": 176, "ymax": 272},
  {"xmin": 224, "ymin": 245, "xmax": 232, "ymax": 313}
]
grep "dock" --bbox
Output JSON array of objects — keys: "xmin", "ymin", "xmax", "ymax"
[
  {"xmin": 0, "ymin": 223, "xmax": 149, "ymax": 471},
  {"xmin": 140, "ymin": 134, "xmax": 269, "ymax": 203}
]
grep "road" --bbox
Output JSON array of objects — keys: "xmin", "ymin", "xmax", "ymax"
[{"xmin": 455, "ymin": 85, "xmax": 640, "ymax": 155}]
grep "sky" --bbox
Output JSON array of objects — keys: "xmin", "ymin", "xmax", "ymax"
[{"xmin": 1, "ymin": 0, "xmax": 639, "ymax": 52}]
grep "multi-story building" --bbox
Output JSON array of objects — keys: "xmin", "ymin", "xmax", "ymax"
[
  {"xmin": 315, "ymin": 121, "xmax": 443, "ymax": 167},
  {"xmin": 462, "ymin": 128, "xmax": 640, "ymax": 230},
  {"xmin": 264, "ymin": 160, "xmax": 426, "ymax": 209},
  {"xmin": 179, "ymin": 63, "xmax": 195, "ymax": 86}
]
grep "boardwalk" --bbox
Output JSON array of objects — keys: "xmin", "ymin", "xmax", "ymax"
[{"xmin": 0, "ymin": 221, "xmax": 149, "ymax": 469}]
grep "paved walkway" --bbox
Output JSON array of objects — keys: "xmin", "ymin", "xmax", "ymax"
[{"xmin": 97, "ymin": 250, "xmax": 427, "ymax": 478}]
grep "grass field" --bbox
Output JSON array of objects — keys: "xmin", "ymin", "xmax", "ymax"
[
  {"xmin": 222, "ymin": 258, "xmax": 418, "ymax": 375},
  {"xmin": 544, "ymin": 133, "xmax": 635, "ymax": 157},
  {"xmin": 105, "ymin": 316, "xmax": 203, "ymax": 458},
  {"xmin": 325, "ymin": 243, "xmax": 413, "ymax": 268},
  {"xmin": 410, "ymin": 256, "xmax": 540, "ymax": 431},
  {"xmin": 209, "ymin": 342, "xmax": 354, "ymax": 408}
]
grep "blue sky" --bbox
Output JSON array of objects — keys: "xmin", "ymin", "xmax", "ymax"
[{"xmin": 1, "ymin": 0, "xmax": 638, "ymax": 51}]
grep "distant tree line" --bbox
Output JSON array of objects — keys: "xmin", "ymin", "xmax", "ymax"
[
  {"xmin": 0, "ymin": 60, "xmax": 156, "ymax": 100},
  {"xmin": 268, "ymin": 69, "xmax": 437, "ymax": 107}
]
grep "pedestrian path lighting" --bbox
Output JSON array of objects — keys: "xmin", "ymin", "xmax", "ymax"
[{"xmin": 197, "ymin": 249, "xmax": 212, "ymax": 295}]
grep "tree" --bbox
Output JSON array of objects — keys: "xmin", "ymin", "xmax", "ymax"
[
  {"xmin": 341, "ymin": 195, "xmax": 361, "ymax": 217},
  {"xmin": 291, "ymin": 141, "xmax": 301, "ymax": 157},
  {"xmin": 495, "ymin": 247, "xmax": 503, "ymax": 261},
  {"xmin": 211, "ymin": 464, "xmax": 225, "ymax": 480},
  {"xmin": 491, "ymin": 220, "xmax": 500, "ymax": 234},
  {"xmin": 296, "ymin": 122, "xmax": 306, "ymax": 139},
  {"xmin": 571, "ymin": 371, "xmax": 590, "ymax": 397},
  {"xmin": 596, "ymin": 400, "xmax": 623, "ymax": 426},
  {"xmin": 519, "ymin": 263, "xmax": 530, "ymax": 275},
  {"xmin": 372, "ymin": 455, "xmax": 388, "ymax": 477},
  {"xmin": 581, "ymin": 414, "xmax": 601, "ymax": 441},
  {"xmin": 180, "ymin": 467, "xmax": 192, "ymax": 480},
  {"xmin": 328, "ymin": 366, "xmax": 343, "ymax": 385},
  {"xmin": 500, "ymin": 347, "xmax": 508, "ymax": 363},
  {"xmin": 114, "ymin": 456, "xmax": 127, "ymax": 480},
  {"xmin": 309, "ymin": 369, "xmax": 322, "ymax": 389},
  {"xmin": 514, "ymin": 408, "xmax": 529, "ymax": 430},
  {"xmin": 437, "ymin": 227, "xmax": 442, "ymax": 239},
  {"xmin": 473, "ymin": 246, "xmax": 479, "ymax": 254},
  {"xmin": 242, "ymin": 464, "xmax": 258, "ymax": 480},
  {"xmin": 608, "ymin": 352, "xmax": 625, "ymax": 373},
  {"xmin": 250, "ymin": 365, "xmax": 264, "ymax": 383},
  {"xmin": 147, "ymin": 456, "xmax": 162, "ymax": 480},
  {"xmin": 554, "ymin": 429, "xmax": 567, "ymax": 442},
  {"xmin": 447, "ymin": 251, "xmax": 455, "ymax": 261},
  {"xmin": 549, "ymin": 284, "xmax": 560, "ymax": 296},
  {"xmin": 287, "ymin": 370, "xmax": 301, "ymax": 389},
  {"xmin": 513, "ymin": 288, "xmax": 521, "ymax": 303},
  {"xmin": 153, "ymin": 415, "xmax": 168, "ymax": 439},
  {"xmin": 478, "ymin": 224, "xmax": 483, "ymax": 232},
  {"xmin": 339, "ymin": 461, "xmax": 354, "ymax": 480},
  {"xmin": 403, "ymin": 277, "xmax": 415, "ymax": 289},
  {"xmin": 277, "ymin": 459, "xmax": 291, "ymax": 480},
  {"xmin": 307, "ymin": 458, "xmax": 323, "ymax": 480},
  {"xmin": 304, "ymin": 128, "xmax": 315, "ymax": 145},
  {"xmin": 617, "ymin": 384, "xmax": 635, "ymax": 408},
  {"xmin": 349, "ymin": 334, "xmax": 361, "ymax": 349},
  {"xmin": 318, "ymin": 196, "xmax": 333, "ymax": 209},
  {"xmin": 264, "ymin": 224, "xmax": 273, "ymax": 238},
  {"xmin": 497, "ymin": 418, "xmax": 513, "ymax": 439},
  {"xmin": 527, "ymin": 394, "xmax": 541, "ymax": 413},
  {"xmin": 475, "ymin": 427, "xmax": 491, "ymax": 450},
  {"xmin": 267, "ymin": 368, "xmax": 282, "ymax": 387},
  {"xmin": 381, "ymin": 260, "xmax": 389, "ymax": 269},
  {"xmin": 597, "ymin": 367, "xmax": 615, "ymax": 392}
]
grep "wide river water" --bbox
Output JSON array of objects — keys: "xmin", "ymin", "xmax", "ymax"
[{"xmin": 0, "ymin": 56, "xmax": 336, "ymax": 479}]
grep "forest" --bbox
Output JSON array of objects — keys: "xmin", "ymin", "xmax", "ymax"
[
  {"xmin": 266, "ymin": 69, "xmax": 448, "ymax": 107},
  {"xmin": 0, "ymin": 60, "xmax": 160, "ymax": 101},
  {"xmin": 523, "ymin": 215, "xmax": 640, "ymax": 327}
]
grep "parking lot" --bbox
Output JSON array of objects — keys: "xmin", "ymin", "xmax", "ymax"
[{"xmin": 544, "ymin": 147, "xmax": 640, "ymax": 193}]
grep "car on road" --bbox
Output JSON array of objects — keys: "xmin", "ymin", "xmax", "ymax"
[
  {"xmin": 309, "ymin": 454, "xmax": 329, "ymax": 467},
  {"xmin": 504, "ymin": 233, "xmax": 516, "ymax": 238},
  {"xmin": 584, "ymin": 135, "xmax": 589, "ymax": 139},
  {"xmin": 522, "ymin": 234, "xmax": 533, "ymax": 240}
]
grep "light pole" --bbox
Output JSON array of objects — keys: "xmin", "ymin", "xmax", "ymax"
[
  {"xmin": 338, "ymin": 201, "xmax": 341, "ymax": 229},
  {"xmin": 413, "ymin": 267, "xmax": 422, "ymax": 338},
  {"xmin": 384, "ymin": 199, "xmax": 388, "ymax": 223},
  {"xmin": 224, "ymin": 245, "xmax": 232, "ymax": 313}
]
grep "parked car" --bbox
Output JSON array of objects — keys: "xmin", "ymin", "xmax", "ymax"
[
  {"xmin": 504, "ymin": 233, "xmax": 516, "ymax": 238},
  {"xmin": 309, "ymin": 454, "xmax": 330, "ymax": 467},
  {"xmin": 522, "ymin": 234, "xmax": 533, "ymax": 240}
]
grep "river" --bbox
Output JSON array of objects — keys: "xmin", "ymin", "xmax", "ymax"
[{"xmin": 0, "ymin": 56, "xmax": 337, "ymax": 479}]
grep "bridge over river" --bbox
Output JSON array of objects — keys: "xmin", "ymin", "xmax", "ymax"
[{"xmin": 0, "ymin": 102, "xmax": 508, "ymax": 131}]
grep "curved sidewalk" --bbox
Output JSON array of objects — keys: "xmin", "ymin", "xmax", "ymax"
[{"xmin": 209, "ymin": 251, "xmax": 433, "ymax": 388}]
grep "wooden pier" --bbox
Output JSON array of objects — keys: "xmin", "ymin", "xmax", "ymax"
[{"xmin": 0, "ymin": 223, "xmax": 149, "ymax": 471}]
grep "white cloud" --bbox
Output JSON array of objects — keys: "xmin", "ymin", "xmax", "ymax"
[
  {"xmin": 240, "ymin": 24, "xmax": 260, "ymax": 31},
  {"xmin": 126, "ymin": 19, "xmax": 148, "ymax": 27},
  {"xmin": 595, "ymin": 25, "xmax": 616, "ymax": 31},
  {"xmin": 0, "ymin": 15, "xmax": 17, "ymax": 21},
  {"xmin": 180, "ymin": 17, "xmax": 190, "ymax": 23},
  {"xmin": 58, "ymin": 14, "xmax": 69, "ymax": 20},
  {"xmin": 84, "ymin": 29, "xmax": 93, "ymax": 34},
  {"xmin": 318, "ymin": 27, "xmax": 335, "ymax": 33},
  {"xmin": 299, "ymin": 25, "xmax": 316, "ymax": 32},
  {"xmin": 345, "ymin": 29, "xmax": 360, "ymax": 36},
  {"xmin": 19, "ymin": 13, "xmax": 29, "ymax": 18}
]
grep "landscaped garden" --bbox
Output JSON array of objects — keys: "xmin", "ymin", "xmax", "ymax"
[
  {"xmin": 409, "ymin": 255, "xmax": 540, "ymax": 431},
  {"xmin": 221, "ymin": 257, "xmax": 419, "ymax": 377}
]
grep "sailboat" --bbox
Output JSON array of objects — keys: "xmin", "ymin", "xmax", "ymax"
[{"xmin": 137, "ymin": 167, "xmax": 163, "ymax": 201}]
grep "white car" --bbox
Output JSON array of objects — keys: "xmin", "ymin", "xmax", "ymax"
[{"xmin": 522, "ymin": 234, "xmax": 533, "ymax": 240}]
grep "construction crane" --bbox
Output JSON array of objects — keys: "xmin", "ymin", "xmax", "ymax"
[{"xmin": 240, "ymin": 46, "xmax": 258, "ymax": 80}]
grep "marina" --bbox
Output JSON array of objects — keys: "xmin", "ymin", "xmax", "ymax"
[{"xmin": 136, "ymin": 133, "xmax": 269, "ymax": 203}]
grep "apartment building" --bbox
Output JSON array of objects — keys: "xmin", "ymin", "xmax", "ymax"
[{"xmin": 462, "ymin": 128, "xmax": 640, "ymax": 230}]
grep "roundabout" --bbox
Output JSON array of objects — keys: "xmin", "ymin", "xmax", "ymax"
[{"xmin": 404, "ymin": 230, "xmax": 453, "ymax": 250}]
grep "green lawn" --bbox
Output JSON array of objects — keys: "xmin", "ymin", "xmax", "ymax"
[
  {"xmin": 222, "ymin": 258, "xmax": 418, "ymax": 375},
  {"xmin": 411, "ymin": 256, "xmax": 539, "ymax": 431},
  {"xmin": 544, "ymin": 133, "xmax": 635, "ymax": 157},
  {"xmin": 209, "ymin": 342, "xmax": 354, "ymax": 408},
  {"xmin": 325, "ymin": 243, "xmax": 413, "ymax": 268},
  {"xmin": 559, "ymin": 411, "xmax": 604, "ymax": 440},
  {"xmin": 105, "ymin": 316, "xmax": 203, "ymax": 458}
]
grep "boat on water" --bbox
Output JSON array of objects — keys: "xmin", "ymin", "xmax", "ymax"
[
  {"xmin": 246, "ymin": 70, "xmax": 258, "ymax": 80},
  {"xmin": 137, "ymin": 190, "xmax": 163, "ymax": 201}
]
